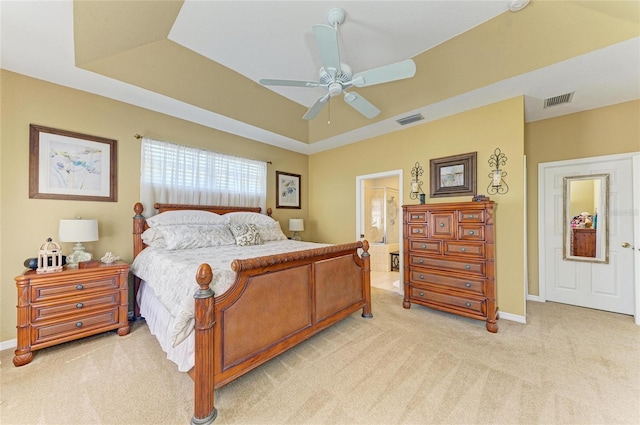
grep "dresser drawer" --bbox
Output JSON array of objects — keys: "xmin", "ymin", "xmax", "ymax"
[
  {"xmin": 409, "ymin": 255, "xmax": 485, "ymax": 276},
  {"xmin": 409, "ymin": 239, "xmax": 441, "ymax": 254},
  {"xmin": 444, "ymin": 241, "xmax": 485, "ymax": 258},
  {"xmin": 408, "ymin": 224, "xmax": 428, "ymax": 237},
  {"xmin": 458, "ymin": 224, "xmax": 485, "ymax": 241},
  {"xmin": 458, "ymin": 210, "xmax": 485, "ymax": 223},
  {"xmin": 32, "ymin": 309, "xmax": 119, "ymax": 346},
  {"xmin": 31, "ymin": 276, "xmax": 120, "ymax": 303},
  {"xmin": 428, "ymin": 212, "xmax": 456, "ymax": 239},
  {"xmin": 31, "ymin": 291, "xmax": 120, "ymax": 323},
  {"xmin": 410, "ymin": 270, "xmax": 484, "ymax": 295},
  {"xmin": 407, "ymin": 211, "xmax": 427, "ymax": 222},
  {"xmin": 410, "ymin": 287, "xmax": 485, "ymax": 315}
]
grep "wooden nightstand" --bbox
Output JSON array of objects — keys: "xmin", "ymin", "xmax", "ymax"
[{"xmin": 13, "ymin": 261, "xmax": 130, "ymax": 366}]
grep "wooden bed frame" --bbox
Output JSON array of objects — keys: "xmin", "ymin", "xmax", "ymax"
[{"xmin": 132, "ymin": 202, "xmax": 372, "ymax": 424}]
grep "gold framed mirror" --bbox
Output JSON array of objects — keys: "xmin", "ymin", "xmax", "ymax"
[{"xmin": 563, "ymin": 174, "xmax": 609, "ymax": 263}]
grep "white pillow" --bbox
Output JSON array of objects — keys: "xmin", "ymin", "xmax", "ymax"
[
  {"xmin": 226, "ymin": 211, "xmax": 275, "ymax": 225},
  {"xmin": 160, "ymin": 224, "xmax": 236, "ymax": 250},
  {"xmin": 141, "ymin": 227, "xmax": 167, "ymax": 248},
  {"xmin": 229, "ymin": 223, "xmax": 263, "ymax": 246},
  {"xmin": 256, "ymin": 222, "xmax": 288, "ymax": 242},
  {"xmin": 147, "ymin": 210, "xmax": 228, "ymax": 227}
]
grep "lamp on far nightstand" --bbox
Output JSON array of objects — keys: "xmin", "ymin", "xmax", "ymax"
[
  {"xmin": 59, "ymin": 218, "xmax": 99, "ymax": 268},
  {"xmin": 289, "ymin": 219, "xmax": 304, "ymax": 241}
]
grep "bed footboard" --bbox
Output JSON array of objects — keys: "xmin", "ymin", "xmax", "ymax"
[{"xmin": 191, "ymin": 241, "xmax": 371, "ymax": 424}]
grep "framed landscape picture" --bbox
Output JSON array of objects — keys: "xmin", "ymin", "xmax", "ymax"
[
  {"xmin": 276, "ymin": 171, "xmax": 301, "ymax": 209},
  {"xmin": 430, "ymin": 152, "xmax": 477, "ymax": 198},
  {"xmin": 29, "ymin": 124, "xmax": 117, "ymax": 202}
]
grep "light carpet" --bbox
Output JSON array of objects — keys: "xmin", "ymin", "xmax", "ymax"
[{"xmin": 1, "ymin": 288, "xmax": 639, "ymax": 425}]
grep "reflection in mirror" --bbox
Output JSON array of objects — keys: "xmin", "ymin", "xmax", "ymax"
[{"xmin": 563, "ymin": 174, "xmax": 609, "ymax": 263}]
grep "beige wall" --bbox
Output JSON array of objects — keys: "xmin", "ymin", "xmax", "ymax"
[
  {"xmin": 309, "ymin": 97, "xmax": 526, "ymax": 317},
  {"xmin": 524, "ymin": 100, "xmax": 640, "ymax": 296},
  {"xmin": 0, "ymin": 70, "xmax": 309, "ymax": 343}
]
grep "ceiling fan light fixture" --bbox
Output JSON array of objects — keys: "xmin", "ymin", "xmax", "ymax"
[{"xmin": 509, "ymin": 0, "xmax": 530, "ymax": 12}]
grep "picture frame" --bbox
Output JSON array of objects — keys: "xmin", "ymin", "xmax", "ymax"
[
  {"xmin": 430, "ymin": 152, "xmax": 477, "ymax": 198},
  {"xmin": 29, "ymin": 124, "xmax": 117, "ymax": 202},
  {"xmin": 276, "ymin": 171, "xmax": 301, "ymax": 209}
]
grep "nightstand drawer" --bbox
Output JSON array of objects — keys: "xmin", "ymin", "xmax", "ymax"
[
  {"xmin": 32, "ymin": 309, "xmax": 119, "ymax": 345},
  {"xmin": 32, "ymin": 292, "xmax": 120, "ymax": 322},
  {"xmin": 411, "ymin": 288, "xmax": 485, "ymax": 315},
  {"xmin": 31, "ymin": 276, "xmax": 119, "ymax": 303}
]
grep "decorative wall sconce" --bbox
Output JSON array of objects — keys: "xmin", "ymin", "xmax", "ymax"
[
  {"xmin": 410, "ymin": 162, "xmax": 425, "ymax": 203},
  {"xmin": 487, "ymin": 148, "xmax": 509, "ymax": 195}
]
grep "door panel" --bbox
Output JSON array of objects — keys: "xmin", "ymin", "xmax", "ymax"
[{"xmin": 543, "ymin": 157, "xmax": 634, "ymax": 315}]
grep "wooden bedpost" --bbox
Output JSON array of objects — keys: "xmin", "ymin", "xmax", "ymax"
[
  {"xmin": 360, "ymin": 240, "xmax": 373, "ymax": 318},
  {"xmin": 132, "ymin": 203, "xmax": 146, "ymax": 318},
  {"xmin": 192, "ymin": 264, "xmax": 217, "ymax": 425}
]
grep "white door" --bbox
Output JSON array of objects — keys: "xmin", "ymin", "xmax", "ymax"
[{"xmin": 541, "ymin": 155, "xmax": 635, "ymax": 314}]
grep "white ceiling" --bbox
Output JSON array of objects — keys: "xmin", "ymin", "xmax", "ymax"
[{"xmin": 1, "ymin": 1, "xmax": 639, "ymax": 154}]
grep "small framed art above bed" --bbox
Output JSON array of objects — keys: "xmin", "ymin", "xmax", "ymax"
[{"xmin": 131, "ymin": 202, "xmax": 372, "ymax": 424}]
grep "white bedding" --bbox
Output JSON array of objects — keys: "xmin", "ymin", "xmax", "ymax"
[{"xmin": 131, "ymin": 240, "xmax": 328, "ymax": 347}]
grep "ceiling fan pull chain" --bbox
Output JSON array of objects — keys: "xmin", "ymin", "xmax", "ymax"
[{"xmin": 328, "ymin": 97, "xmax": 331, "ymax": 124}]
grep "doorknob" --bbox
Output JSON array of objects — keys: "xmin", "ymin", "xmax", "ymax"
[{"xmin": 621, "ymin": 242, "xmax": 631, "ymax": 248}]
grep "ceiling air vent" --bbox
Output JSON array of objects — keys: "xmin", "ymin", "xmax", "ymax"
[
  {"xmin": 544, "ymin": 92, "xmax": 574, "ymax": 109},
  {"xmin": 396, "ymin": 113, "xmax": 424, "ymax": 126}
]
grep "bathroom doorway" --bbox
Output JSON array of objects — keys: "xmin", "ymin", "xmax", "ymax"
[{"xmin": 356, "ymin": 170, "xmax": 403, "ymax": 294}]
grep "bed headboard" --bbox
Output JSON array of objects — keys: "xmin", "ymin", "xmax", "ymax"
[{"xmin": 132, "ymin": 202, "xmax": 272, "ymax": 259}]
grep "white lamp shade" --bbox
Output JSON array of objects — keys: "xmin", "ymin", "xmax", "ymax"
[
  {"xmin": 289, "ymin": 219, "xmax": 304, "ymax": 232},
  {"xmin": 59, "ymin": 219, "xmax": 99, "ymax": 242}
]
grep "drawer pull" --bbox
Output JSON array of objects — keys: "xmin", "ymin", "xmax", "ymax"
[
  {"xmin": 418, "ymin": 259, "xmax": 424, "ymax": 264},
  {"xmin": 419, "ymin": 292, "xmax": 424, "ymax": 296},
  {"xmin": 419, "ymin": 275, "xmax": 424, "ymax": 279},
  {"xmin": 76, "ymin": 284, "xmax": 84, "ymax": 290},
  {"xmin": 413, "ymin": 229, "xmax": 421, "ymax": 234},
  {"xmin": 75, "ymin": 321, "xmax": 83, "ymax": 328},
  {"xmin": 468, "ymin": 214, "xmax": 475, "ymax": 219},
  {"xmin": 465, "ymin": 302, "xmax": 472, "ymax": 307},
  {"xmin": 412, "ymin": 215, "xmax": 420, "ymax": 219},
  {"xmin": 421, "ymin": 244, "xmax": 427, "ymax": 249},
  {"xmin": 76, "ymin": 302, "xmax": 84, "ymax": 309},
  {"xmin": 465, "ymin": 282, "xmax": 471, "ymax": 288},
  {"xmin": 439, "ymin": 223, "xmax": 445, "ymax": 227},
  {"xmin": 460, "ymin": 247, "xmax": 467, "ymax": 252},
  {"xmin": 468, "ymin": 230, "xmax": 475, "ymax": 235},
  {"xmin": 465, "ymin": 265, "xmax": 471, "ymax": 270}
]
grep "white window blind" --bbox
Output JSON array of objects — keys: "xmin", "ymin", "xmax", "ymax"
[{"xmin": 140, "ymin": 138, "xmax": 267, "ymax": 214}]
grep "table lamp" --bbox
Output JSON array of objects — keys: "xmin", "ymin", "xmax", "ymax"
[
  {"xmin": 59, "ymin": 218, "xmax": 99, "ymax": 267},
  {"xmin": 289, "ymin": 219, "xmax": 304, "ymax": 241}
]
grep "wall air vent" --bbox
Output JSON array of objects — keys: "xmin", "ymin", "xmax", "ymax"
[
  {"xmin": 544, "ymin": 92, "xmax": 574, "ymax": 109},
  {"xmin": 396, "ymin": 113, "xmax": 424, "ymax": 126}
]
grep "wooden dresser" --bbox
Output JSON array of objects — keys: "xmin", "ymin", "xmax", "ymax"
[
  {"xmin": 402, "ymin": 200, "xmax": 498, "ymax": 332},
  {"xmin": 571, "ymin": 228, "xmax": 596, "ymax": 257},
  {"xmin": 13, "ymin": 261, "xmax": 130, "ymax": 366}
]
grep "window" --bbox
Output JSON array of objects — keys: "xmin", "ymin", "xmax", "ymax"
[{"xmin": 140, "ymin": 138, "xmax": 267, "ymax": 213}]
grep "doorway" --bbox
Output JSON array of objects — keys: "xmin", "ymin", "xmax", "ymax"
[
  {"xmin": 356, "ymin": 170, "xmax": 403, "ymax": 294},
  {"xmin": 538, "ymin": 153, "xmax": 640, "ymax": 323}
]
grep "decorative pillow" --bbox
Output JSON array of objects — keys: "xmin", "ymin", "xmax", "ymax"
[
  {"xmin": 141, "ymin": 227, "xmax": 167, "ymax": 248},
  {"xmin": 226, "ymin": 211, "xmax": 275, "ymax": 225},
  {"xmin": 160, "ymin": 224, "xmax": 236, "ymax": 250},
  {"xmin": 147, "ymin": 210, "xmax": 228, "ymax": 227},
  {"xmin": 256, "ymin": 222, "xmax": 287, "ymax": 242},
  {"xmin": 229, "ymin": 223, "xmax": 263, "ymax": 246}
]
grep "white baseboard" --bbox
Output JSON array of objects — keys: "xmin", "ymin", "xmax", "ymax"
[
  {"xmin": 0, "ymin": 339, "xmax": 17, "ymax": 352},
  {"xmin": 500, "ymin": 311, "xmax": 527, "ymax": 324},
  {"xmin": 527, "ymin": 294, "xmax": 544, "ymax": 302}
]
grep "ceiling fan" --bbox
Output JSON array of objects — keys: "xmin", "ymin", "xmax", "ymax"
[{"xmin": 259, "ymin": 8, "xmax": 417, "ymax": 120}]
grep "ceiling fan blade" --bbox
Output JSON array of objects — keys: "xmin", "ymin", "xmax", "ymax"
[
  {"xmin": 351, "ymin": 59, "xmax": 416, "ymax": 88},
  {"xmin": 259, "ymin": 79, "xmax": 320, "ymax": 88},
  {"xmin": 343, "ymin": 91, "xmax": 381, "ymax": 119},
  {"xmin": 312, "ymin": 24, "xmax": 341, "ymax": 77},
  {"xmin": 303, "ymin": 94, "xmax": 330, "ymax": 120}
]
